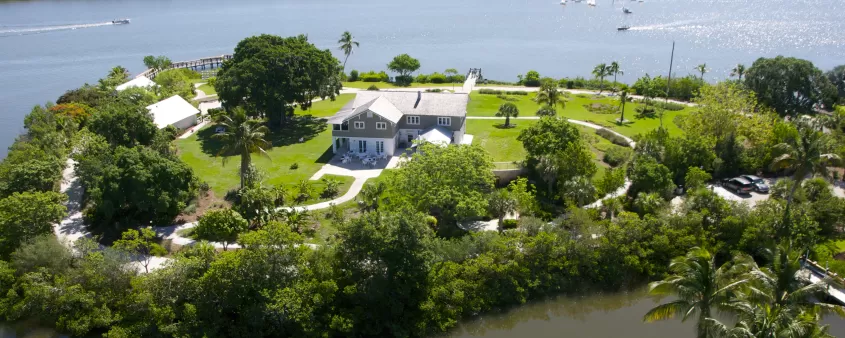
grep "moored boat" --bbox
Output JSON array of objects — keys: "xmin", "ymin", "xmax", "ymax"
[{"xmin": 112, "ymin": 19, "xmax": 130, "ymax": 24}]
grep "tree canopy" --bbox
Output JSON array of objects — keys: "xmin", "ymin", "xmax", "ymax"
[
  {"xmin": 387, "ymin": 54, "xmax": 420, "ymax": 86},
  {"xmin": 216, "ymin": 34, "xmax": 343, "ymax": 128},
  {"xmin": 745, "ymin": 56, "xmax": 838, "ymax": 116}
]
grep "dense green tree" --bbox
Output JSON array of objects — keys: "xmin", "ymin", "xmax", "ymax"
[
  {"xmin": 56, "ymin": 84, "xmax": 107, "ymax": 107},
  {"xmin": 517, "ymin": 117, "xmax": 582, "ymax": 161},
  {"xmin": 534, "ymin": 77, "xmax": 566, "ymax": 113},
  {"xmin": 495, "ymin": 102, "xmax": 519, "ymax": 127},
  {"xmin": 113, "ymin": 227, "xmax": 166, "ymax": 273},
  {"xmin": 9, "ymin": 235, "xmax": 73, "ymax": 275},
  {"xmin": 153, "ymin": 68, "xmax": 199, "ymax": 99},
  {"xmin": 387, "ymin": 54, "xmax": 421, "ymax": 86},
  {"xmin": 684, "ymin": 166, "xmax": 711, "ymax": 190},
  {"xmin": 745, "ymin": 56, "xmax": 838, "ymax": 116},
  {"xmin": 628, "ymin": 155, "xmax": 675, "ymax": 198},
  {"xmin": 488, "ymin": 189, "xmax": 517, "ymax": 227},
  {"xmin": 213, "ymin": 107, "xmax": 271, "ymax": 189},
  {"xmin": 357, "ymin": 180, "xmax": 386, "ymax": 213},
  {"xmin": 84, "ymin": 146, "xmax": 197, "ymax": 236},
  {"xmin": 644, "ymin": 247, "xmax": 751, "ymax": 338},
  {"xmin": 825, "ymin": 65, "xmax": 845, "ymax": 102},
  {"xmin": 98, "ymin": 66, "xmax": 130, "ymax": 90},
  {"xmin": 523, "ymin": 70, "xmax": 541, "ymax": 87},
  {"xmin": 388, "ymin": 143, "xmax": 495, "ymax": 228},
  {"xmin": 596, "ymin": 167, "xmax": 626, "ymax": 196},
  {"xmin": 333, "ymin": 210, "xmax": 434, "ymax": 337},
  {"xmin": 88, "ymin": 104, "xmax": 159, "ymax": 148},
  {"xmin": 216, "ymin": 34, "xmax": 343, "ymax": 127},
  {"xmin": 337, "ymin": 31, "xmax": 360, "ymax": 71},
  {"xmin": 0, "ymin": 191, "xmax": 66, "ymax": 258},
  {"xmin": 142, "ymin": 55, "xmax": 172, "ymax": 71},
  {"xmin": 592, "ymin": 63, "xmax": 611, "ymax": 93},
  {"xmin": 195, "ymin": 209, "xmax": 249, "ymax": 250}
]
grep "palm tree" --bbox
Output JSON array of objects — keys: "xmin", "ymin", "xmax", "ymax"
[
  {"xmin": 534, "ymin": 78, "xmax": 566, "ymax": 112},
  {"xmin": 537, "ymin": 155, "xmax": 559, "ymax": 196},
  {"xmin": 213, "ymin": 108, "xmax": 272, "ymax": 190},
  {"xmin": 489, "ymin": 189, "xmax": 517, "ymax": 227},
  {"xmin": 593, "ymin": 63, "xmax": 611, "ymax": 94},
  {"xmin": 357, "ymin": 181, "xmax": 386, "ymax": 212},
  {"xmin": 337, "ymin": 31, "xmax": 360, "ymax": 71},
  {"xmin": 730, "ymin": 64, "xmax": 746, "ymax": 81},
  {"xmin": 644, "ymin": 247, "xmax": 752, "ymax": 338},
  {"xmin": 496, "ymin": 102, "xmax": 519, "ymax": 127},
  {"xmin": 618, "ymin": 89, "xmax": 629, "ymax": 123},
  {"xmin": 609, "ymin": 61, "xmax": 623, "ymax": 92},
  {"xmin": 696, "ymin": 63, "xmax": 708, "ymax": 81},
  {"xmin": 770, "ymin": 121, "xmax": 841, "ymax": 212}
]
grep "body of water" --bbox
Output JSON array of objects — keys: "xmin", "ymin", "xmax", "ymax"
[{"xmin": 0, "ymin": 0, "xmax": 844, "ymax": 157}]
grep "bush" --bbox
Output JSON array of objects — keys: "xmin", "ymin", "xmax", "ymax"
[
  {"xmin": 505, "ymin": 90, "xmax": 528, "ymax": 95},
  {"xmin": 394, "ymin": 75, "xmax": 413, "ymax": 86},
  {"xmin": 360, "ymin": 70, "xmax": 389, "ymax": 82},
  {"xmin": 367, "ymin": 85, "xmax": 380, "ymax": 91},
  {"xmin": 425, "ymin": 215, "xmax": 438, "ymax": 229},
  {"xmin": 479, "ymin": 88, "xmax": 503, "ymax": 95},
  {"xmin": 583, "ymin": 103, "xmax": 618, "ymax": 114},
  {"xmin": 429, "ymin": 72, "xmax": 447, "ymax": 84},
  {"xmin": 199, "ymin": 182, "xmax": 210, "ymax": 197},
  {"xmin": 523, "ymin": 70, "xmax": 541, "ymax": 87},
  {"xmin": 501, "ymin": 219, "xmax": 519, "ymax": 229},
  {"xmin": 652, "ymin": 100, "xmax": 686, "ymax": 111},
  {"xmin": 348, "ymin": 70, "xmax": 359, "ymax": 82},
  {"xmin": 321, "ymin": 177, "xmax": 340, "ymax": 199},
  {"xmin": 603, "ymin": 146, "xmax": 632, "ymax": 167},
  {"xmin": 290, "ymin": 163, "xmax": 299, "ymax": 170},
  {"xmin": 425, "ymin": 88, "xmax": 443, "ymax": 93},
  {"xmin": 496, "ymin": 94, "xmax": 518, "ymax": 102},
  {"xmin": 595, "ymin": 128, "xmax": 631, "ymax": 147},
  {"xmin": 635, "ymin": 106, "xmax": 659, "ymax": 118},
  {"xmin": 295, "ymin": 180, "xmax": 314, "ymax": 204},
  {"xmin": 415, "ymin": 74, "xmax": 429, "ymax": 83}
]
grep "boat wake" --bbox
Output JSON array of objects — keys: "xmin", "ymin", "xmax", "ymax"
[
  {"xmin": 0, "ymin": 21, "xmax": 117, "ymax": 37},
  {"xmin": 628, "ymin": 18, "xmax": 711, "ymax": 31}
]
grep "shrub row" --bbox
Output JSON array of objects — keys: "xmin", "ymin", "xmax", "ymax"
[
  {"xmin": 595, "ymin": 128, "xmax": 631, "ymax": 147},
  {"xmin": 478, "ymin": 88, "xmax": 529, "ymax": 96},
  {"xmin": 603, "ymin": 146, "xmax": 633, "ymax": 167},
  {"xmin": 651, "ymin": 100, "xmax": 687, "ymax": 111}
]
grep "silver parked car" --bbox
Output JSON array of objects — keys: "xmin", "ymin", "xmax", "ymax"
[{"xmin": 741, "ymin": 175, "xmax": 769, "ymax": 193}]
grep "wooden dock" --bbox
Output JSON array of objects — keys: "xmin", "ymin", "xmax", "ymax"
[{"xmin": 136, "ymin": 54, "xmax": 233, "ymax": 80}]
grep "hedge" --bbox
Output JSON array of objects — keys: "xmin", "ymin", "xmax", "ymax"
[{"xmin": 595, "ymin": 128, "xmax": 631, "ymax": 147}]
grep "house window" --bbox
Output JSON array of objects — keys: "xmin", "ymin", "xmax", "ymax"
[
  {"xmin": 437, "ymin": 117, "xmax": 451, "ymax": 126},
  {"xmin": 354, "ymin": 121, "xmax": 365, "ymax": 129},
  {"xmin": 375, "ymin": 141, "xmax": 385, "ymax": 154},
  {"xmin": 376, "ymin": 122, "xmax": 387, "ymax": 130},
  {"xmin": 407, "ymin": 116, "xmax": 420, "ymax": 125},
  {"xmin": 358, "ymin": 140, "xmax": 367, "ymax": 153},
  {"xmin": 333, "ymin": 122, "xmax": 349, "ymax": 131}
]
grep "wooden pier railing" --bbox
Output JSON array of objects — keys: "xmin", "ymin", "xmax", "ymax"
[{"xmin": 136, "ymin": 54, "xmax": 233, "ymax": 80}]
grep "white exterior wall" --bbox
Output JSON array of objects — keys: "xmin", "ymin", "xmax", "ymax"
[
  {"xmin": 347, "ymin": 136, "xmax": 396, "ymax": 156},
  {"xmin": 170, "ymin": 115, "xmax": 198, "ymax": 130}
]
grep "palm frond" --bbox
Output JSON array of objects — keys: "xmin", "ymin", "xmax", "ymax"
[{"xmin": 643, "ymin": 300, "xmax": 691, "ymax": 322}]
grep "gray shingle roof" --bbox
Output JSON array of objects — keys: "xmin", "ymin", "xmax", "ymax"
[{"xmin": 327, "ymin": 91, "xmax": 468, "ymax": 124}]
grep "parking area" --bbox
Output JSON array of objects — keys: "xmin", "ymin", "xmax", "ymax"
[{"xmin": 710, "ymin": 184, "xmax": 771, "ymax": 206}]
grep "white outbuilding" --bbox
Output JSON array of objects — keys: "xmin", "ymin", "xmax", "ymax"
[
  {"xmin": 146, "ymin": 95, "xmax": 199, "ymax": 130},
  {"xmin": 115, "ymin": 76, "xmax": 157, "ymax": 92}
]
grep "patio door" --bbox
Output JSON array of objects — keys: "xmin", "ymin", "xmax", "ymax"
[
  {"xmin": 358, "ymin": 140, "xmax": 367, "ymax": 153},
  {"xmin": 375, "ymin": 141, "xmax": 385, "ymax": 154}
]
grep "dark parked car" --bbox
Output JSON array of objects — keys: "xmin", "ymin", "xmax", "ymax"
[
  {"xmin": 721, "ymin": 177, "xmax": 754, "ymax": 194},
  {"xmin": 740, "ymin": 175, "xmax": 770, "ymax": 193}
]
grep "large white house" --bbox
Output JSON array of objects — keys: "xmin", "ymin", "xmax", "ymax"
[
  {"xmin": 326, "ymin": 91, "xmax": 469, "ymax": 156},
  {"xmin": 146, "ymin": 95, "xmax": 199, "ymax": 130}
]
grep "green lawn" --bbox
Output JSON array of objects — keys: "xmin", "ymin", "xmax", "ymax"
[
  {"xmin": 466, "ymin": 91, "xmax": 690, "ymax": 138},
  {"xmin": 175, "ymin": 94, "xmax": 356, "ymax": 202},
  {"xmin": 198, "ymin": 83, "xmax": 216, "ymax": 95}
]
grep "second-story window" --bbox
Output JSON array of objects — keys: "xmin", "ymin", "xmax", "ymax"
[
  {"xmin": 354, "ymin": 121, "xmax": 365, "ymax": 129},
  {"xmin": 437, "ymin": 117, "xmax": 451, "ymax": 126},
  {"xmin": 407, "ymin": 116, "xmax": 420, "ymax": 125},
  {"xmin": 376, "ymin": 122, "xmax": 387, "ymax": 130},
  {"xmin": 335, "ymin": 122, "xmax": 350, "ymax": 131}
]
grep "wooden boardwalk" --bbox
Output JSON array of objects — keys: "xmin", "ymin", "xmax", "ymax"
[{"xmin": 136, "ymin": 54, "xmax": 232, "ymax": 80}]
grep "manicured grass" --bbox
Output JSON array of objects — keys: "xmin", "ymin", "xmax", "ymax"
[
  {"xmin": 175, "ymin": 94, "xmax": 356, "ymax": 200},
  {"xmin": 466, "ymin": 91, "xmax": 690, "ymax": 138},
  {"xmin": 342, "ymin": 81, "xmax": 462, "ymax": 90},
  {"xmin": 198, "ymin": 83, "xmax": 216, "ymax": 95},
  {"xmin": 467, "ymin": 120, "xmax": 535, "ymax": 162}
]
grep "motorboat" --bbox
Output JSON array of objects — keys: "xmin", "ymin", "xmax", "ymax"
[
  {"xmin": 617, "ymin": 25, "xmax": 630, "ymax": 31},
  {"xmin": 561, "ymin": 0, "xmax": 566, "ymax": 4},
  {"xmin": 112, "ymin": 19, "xmax": 130, "ymax": 24},
  {"xmin": 587, "ymin": 0, "xmax": 596, "ymax": 6},
  {"xmin": 623, "ymin": 7, "xmax": 632, "ymax": 13}
]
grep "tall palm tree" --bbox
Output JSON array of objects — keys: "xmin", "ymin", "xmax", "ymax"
[
  {"xmin": 696, "ymin": 63, "xmax": 708, "ymax": 81},
  {"xmin": 593, "ymin": 63, "xmax": 611, "ymax": 94},
  {"xmin": 357, "ymin": 181, "xmax": 386, "ymax": 212},
  {"xmin": 337, "ymin": 31, "xmax": 360, "ymax": 71},
  {"xmin": 644, "ymin": 247, "xmax": 752, "ymax": 338},
  {"xmin": 534, "ymin": 78, "xmax": 566, "ymax": 111},
  {"xmin": 618, "ymin": 89, "xmax": 629, "ymax": 123},
  {"xmin": 730, "ymin": 64, "xmax": 746, "ymax": 81},
  {"xmin": 496, "ymin": 102, "xmax": 519, "ymax": 127},
  {"xmin": 609, "ymin": 61, "xmax": 623, "ymax": 92},
  {"xmin": 213, "ymin": 108, "xmax": 272, "ymax": 190},
  {"xmin": 770, "ymin": 121, "xmax": 841, "ymax": 212}
]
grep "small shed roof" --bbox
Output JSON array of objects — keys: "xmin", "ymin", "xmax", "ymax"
[
  {"xmin": 417, "ymin": 126, "xmax": 452, "ymax": 146},
  {"xmin": 116, "ymin": 76, "xmax": 156, "ymax": 92},
  {"xmin": 146, "ymin": 95, "xmax": 199, "ymax": 129}
]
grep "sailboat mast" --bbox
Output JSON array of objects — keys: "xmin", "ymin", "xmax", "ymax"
[{"xmin": 662, "ymin": 41, "xmax": 675, "ymax": 129}]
